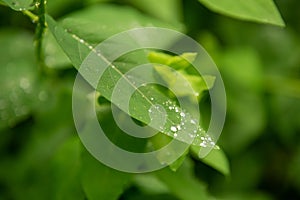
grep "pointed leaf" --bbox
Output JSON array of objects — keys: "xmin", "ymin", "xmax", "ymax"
[
  {"xmin": 191, "ymin": 146, "xmax": 230, "ymax": 176},
  {"xmin": 46, "ymin": 14, "xmax": 215, "ymax": 150},
  {"xmin": 198, "ymin": 0, "xmax": 285, "ymax": 27}
]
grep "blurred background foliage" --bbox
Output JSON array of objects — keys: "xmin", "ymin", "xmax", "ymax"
[{"xmin": 0, "ymin": 0, "xmax": 300, "ymax": 199}]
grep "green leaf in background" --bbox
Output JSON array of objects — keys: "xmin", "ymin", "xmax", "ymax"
[
  {"xmin": 127, "ymin": 0, "xmax": 183, "ymax": 24},
  {"xmin": 50, "ymin": 137, "xmax": 83, "ymax": 200},
  {"xmin": 43, "ymin": 29, "xmax": 73, "ymax": 69},
  {"xmin": 220, "ymin": 48, "xmax": 266, "ymax": 153},
  {"xmin": 81, "ymin": 150, "xmax": 132, "ymax": 200},
  {"xmin": 156, "ymin": 158, "xmax": 211, "ymax": 200},
  {"xmin": 198, "ymin": 0, "xmax": 285, "ymax": 27},
  {"xmin": 43, "ymin": 4, "xmax": 183, "ymax": 68},
  {"xmin": 0, "ymin": 29, "xmax": 37, "ymax": 130},
  {"xmin": 60, "ymin": 4, "xmax": 184, "ymax": 43},
  {"xmin": 0, "ymin": 71, "xmax": 84, "ymax": 200},
  {"xmin": 2, "ymin": 0, "xmax": 34, "ymax": 11}
]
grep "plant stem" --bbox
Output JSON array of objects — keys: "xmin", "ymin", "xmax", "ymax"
[
  {"xmin": 35, "ymin": 0, "xmax": 46, "ymax": 73},
  {"xmin": 22, "ymin": 10, "xmax": 39, "ymax": 23}
]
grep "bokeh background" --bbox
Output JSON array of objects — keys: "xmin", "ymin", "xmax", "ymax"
[{"xmin": 0, "ymin": 0, "xmax": 299, "ymax": 199}]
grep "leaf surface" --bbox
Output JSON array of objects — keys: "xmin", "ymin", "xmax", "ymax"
[{"xmin": 198, "ymin": 0, "xmax": 285, "ymax": 26}]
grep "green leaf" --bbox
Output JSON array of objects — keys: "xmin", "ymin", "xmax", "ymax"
[
  {"xmin": 148, "ymin": 51, "xmax": 197, "ymax": 70},
  {"xmin": 0, "ymin": 29, "xmax": 38, "ymax": 130},
  {"xmin": 43, "ymin": 29, "xmax": 73, "ymax": 69},
  {"xmin": 168, "ymin": 149, "xmax": 189, "ymax": 171},
  {"xmin": 156, "ymin": 158, "xmax": 212, "ymax": 200},
  {"xmin": 46, "ymin": 9, "xmax": 216, "ymax": 151},
  {"xmin": 127, "ymin": 0, "xmax": 183, "ymax": 23},
  {"xmin": 81, "ymin": 150, "xmax": 132, "ymax": 200},
  {"xmin": 50, "ymin": 137, "xmax": 84, "ymax": 200},
  {"xmin": 60, "ymin": 4, "xmax": 184, "ymax": 43},
  {"xmin": 198, "ymin": 0, "xmax": 285, "ymax": 27},
  {"xmin": 2, "ymin": 0, "xmax": 34, "ymax": 11},
  {"xmin": 191, "ymin": 146, "xmax": 230, "ymax": 176},
  {"xmin": 148, "ymin": 51, "xmax": 216, "ymax": 99},
  {"xmin": 220, "ymin": 48, "xmax": 265, "ymax": 153},
  {"xmin": 133, "ymin": 174, "xmax": 170, "ymax": 194}
]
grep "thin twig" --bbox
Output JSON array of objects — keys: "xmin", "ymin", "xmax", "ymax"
[{"xmin": 35, "ymin": 0, "xmax": 46, "ymax": 73}]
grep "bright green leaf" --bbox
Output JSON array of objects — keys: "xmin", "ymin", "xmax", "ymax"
[
  {"xmin": 149, "ymin": 52, "xmax": 215, "ymax": 99},
  {"xmin": 192, "ymin": 146, "xmax": 230, "ymax": 176},
  {"xmin": 198, "ymin": 0, "xmax": 285, "ymax": 27}
]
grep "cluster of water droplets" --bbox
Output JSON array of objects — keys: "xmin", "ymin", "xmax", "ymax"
[{"xmin": 147, "ymin": 98, "xmax": 217, "ymax": 149}]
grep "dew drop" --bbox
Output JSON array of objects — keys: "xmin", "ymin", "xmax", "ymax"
[
  {"xmin": 170, "ymin": 126, "xmax": 177, "ymax": 132},
  {"xmin": 180, "ymin": 112, "xmax": 185, "ymax": 117},
  {"xmin": 200, "ymin": 142, "xmax": 207, "ymax": 147}
]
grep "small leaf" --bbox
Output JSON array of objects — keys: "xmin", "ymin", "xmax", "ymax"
[
  {"xmin": 198, "ymin": 0, "xmax": 285, "ymax": 27},
  {"xmin": 167, "ymin": 52, "xmax": 197, "ymax": 70},
  {"xmin": 191, "ymin": 146, "xmax": 230, "ymax": 176},
  {"xmin": 148, "ymin": 51, "xmax": 197, "ymax": 70},
  {"xmin": 149, "ymin": 52, "xmax": 215, "ymax": 98}
]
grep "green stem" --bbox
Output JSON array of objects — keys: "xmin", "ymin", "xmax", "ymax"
[
  {"xmin": 22, "ymin": 10, "xmax": 38, "ymax": 23},
  {"xmin": 35, "ymin": 0, "xmax": 46, "ymax": 73}
]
